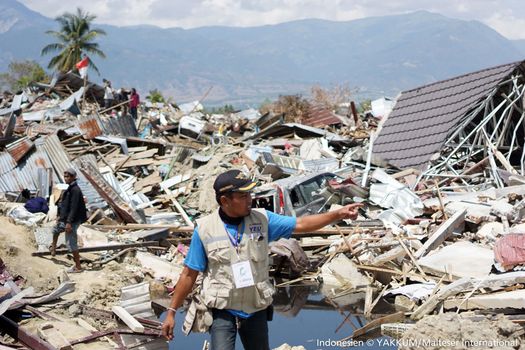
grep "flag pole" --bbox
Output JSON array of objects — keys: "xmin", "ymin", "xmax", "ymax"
[{"xmin": 81, "ymin": 73, "xmax": 87, "ymax": 115}]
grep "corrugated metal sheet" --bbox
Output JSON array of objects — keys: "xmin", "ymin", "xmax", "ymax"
[
  {"xmin": 95, "ymin": 135, "xmax": 128, "ymax": 154},
  {"xmin": 26, "ymin": 123, "xmax": 68, "ymax": 137},
  {"xmin": 303, "ymin": 158, "xmax": 340, "ymax": 173},
  {"xmin": 78, "ymin": 157, "xmax": 144, "ymax": 223},
  {"xmin": 249, "ymin": 123, "xmax": 348, "ymax": 143},
  {"xmin": 102, "ymin": 171, "xmax": 132, "ymax": 202},
  {"xmin": 302, "ymin": 105, "xmax": 348, "ymax": 128},
  {"xmin": 0, "ymin": 144, "xmax": 55, "ymax": 195},
  {"xmin": 373, "ymin": 61, "xmax": 523, "ymax": 169},
  {"xmin": 77, "ymin": 114, "xmax": 103, "ymax": 140},
  {"xmin": 100, "ymin": 114, "xmax": 138, "ymax": 137},
  {"xmin": 39, "ymin": 135, "xmax": 106, "ymax": 209},
  {"xmin": 0, "ymin": 152, "xmax": 17, "ymax": 175},
  {"xmin": 73, "ymin": 154, "xmax": 108, "ymax": 210},
  {"xmin": 6, "ymin": 137, "xmax": 34, "ymax": 162}
]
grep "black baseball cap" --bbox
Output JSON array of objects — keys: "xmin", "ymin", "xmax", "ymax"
[{"xmin": 213, "ymin": 170, "xmax": 257, "ymax": 196}]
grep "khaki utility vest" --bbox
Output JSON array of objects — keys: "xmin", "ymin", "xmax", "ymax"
[{"xmin": 197, "ymin": 208, "xmax": 274, "ymax": 314}]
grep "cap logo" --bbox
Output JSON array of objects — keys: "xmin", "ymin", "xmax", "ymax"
[{"xmin": 220, "ymin": 185, "xmax": 234, "ymax": 192}]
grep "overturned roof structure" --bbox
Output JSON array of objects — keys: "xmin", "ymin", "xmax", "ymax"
[{"xmin": 373, "ymin": 60, "xmax": 525, "ymax": 189}]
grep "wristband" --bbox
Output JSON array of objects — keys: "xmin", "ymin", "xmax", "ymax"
[{"xmin": 167, "ymin": 307, "xmax": 177, "ymax": 313}]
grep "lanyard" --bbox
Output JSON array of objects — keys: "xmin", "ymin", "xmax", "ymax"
[{"xmin": 225, "ymin": 221, "xmax": 244, "ymax": 255}]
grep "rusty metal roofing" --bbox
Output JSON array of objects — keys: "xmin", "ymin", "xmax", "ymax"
[
  {"xmin": 373, "ymin": 61, "xmax": 525, "ymax": 170},
  {"xmin": 6, "ymin": 137, "xmax": 34, "ymax": 162},
  {"xmin": 78, "ymin": 157, "xmax": 144, "ymax": 223},
  {"xmin": 77, "ymin": 115, "xmax": 103, "ymax": 139},
  {"xmin": 302, "ymin": 105, "xmax": 350, "ymax": 128}
]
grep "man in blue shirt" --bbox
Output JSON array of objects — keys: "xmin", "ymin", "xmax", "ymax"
[{"xmin": 162, "ymin": 170, "xmax": 362, "ymax": 349}]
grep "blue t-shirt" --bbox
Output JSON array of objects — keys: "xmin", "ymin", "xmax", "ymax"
[{"xmin": 184, "ymin": 209, "xmax": 296, "ymax": 318}]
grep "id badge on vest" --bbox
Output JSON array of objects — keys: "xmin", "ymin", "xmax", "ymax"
[{"xmin": 231, "ymin": 261, "xmax": 255, "ymax": 289}]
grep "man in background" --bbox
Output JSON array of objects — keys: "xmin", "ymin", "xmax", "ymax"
[{"xmin": 50, "ymin": 168, "xmax": 88, "ymax": 273}]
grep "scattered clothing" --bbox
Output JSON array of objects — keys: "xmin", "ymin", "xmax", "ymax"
[{"xmin": 24, "ymin": 197, "xmax": 49, "ymax": 214}]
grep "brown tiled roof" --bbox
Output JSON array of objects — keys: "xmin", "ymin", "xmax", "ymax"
[{"xmin": 373, "ymin": 61, "xmax": 525, "ymax": 170}]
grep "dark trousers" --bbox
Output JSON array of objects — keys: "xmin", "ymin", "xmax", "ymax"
[
  {"xmin": 130, "ymin": 107, "xmax": 137, "ymax": 119},
  {"xmin": 210, "ymin": 309, "xmax": 269, "ymax": 350}
]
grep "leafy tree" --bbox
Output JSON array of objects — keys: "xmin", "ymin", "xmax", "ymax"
[
  {"xmin": 41, "ymin": 8, "xmax": 106, "ymax": 74},
  {"xmin": 358, "ymin": 99, "xmax": 372, "ymax": 113},
  {"xmin": 0, "ymin": 60, "xmax": 49, "ymax": 92},
  {"xmin": 310, "ymin": 84, "xmax": 353, "ymax": 110},
  {"xmin": 269, "ymin": 94, "xmax": 311, "ymax": 123},
  {"xmin": 146, "ymin": 89, "xmax": 165, "ymax": 103}
]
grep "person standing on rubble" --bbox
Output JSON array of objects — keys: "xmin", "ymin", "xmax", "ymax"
[
  {"xmin": 50, "ymin": 168, "xmax": 88, "ymax": 273},
  {"xmin": 161, "ymin": 169, "xmax": 362, "ymax": 350},
  {"xmin": 129, "ymin": 88, "xmax": 140, "ymax": 119},
  {"xmin": 103, "ymin": 79, "xmax": 114, "ymax": 111}
]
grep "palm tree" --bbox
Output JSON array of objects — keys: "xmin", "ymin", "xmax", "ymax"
[{"xmin": 41, "ymin": 8, "xmax": 106, "ymax": 75}]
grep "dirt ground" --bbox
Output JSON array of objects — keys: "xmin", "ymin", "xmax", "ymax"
[
  {"xmin": 0, "ymin": 216, "xmax": 155, "ymax": 348},
  {"xmin": 400, "ymin": 313, "xmax": 525, "ymax": 350}
]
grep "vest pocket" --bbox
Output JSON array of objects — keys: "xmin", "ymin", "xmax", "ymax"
[
  {"xmin": 207, "ymin": 240, "xmax": 231, "ymax": 263},
  {"xmin": 254, "ymin": 280, "xmax": 274, "ymax": 308},
  {"xmin": 203, "ymin": 285, "xmax": 231, "ymax": 309}
]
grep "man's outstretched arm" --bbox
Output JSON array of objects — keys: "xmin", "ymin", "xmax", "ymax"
[{"xmin": 294, "ymin": 203, "xmax": 363, "ymax": 233}]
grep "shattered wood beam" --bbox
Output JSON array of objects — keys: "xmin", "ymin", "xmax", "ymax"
[
  {"xmin": 0, "ymin": 315, "xmax": 58, "ymax": 350},
  {"xmin": 78, "ymin": 159, "xmax": 144, "ymax": 224},
  {"xmin": 32, "ymin": 241, "xmax": 160, "ymax": 256},
  {"xmin": 411, "ymin": 271, "xmax": 525, "ymax": 320}
]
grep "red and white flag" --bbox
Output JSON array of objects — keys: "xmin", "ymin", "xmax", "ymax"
[{"xmin": 75, "ymin": 57, "xmax": 89, "ymax": 78}]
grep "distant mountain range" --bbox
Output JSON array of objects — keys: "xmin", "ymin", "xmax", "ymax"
[{"xmin": 1, "ymin": 0, "xmax": 524, "ymax": 106}]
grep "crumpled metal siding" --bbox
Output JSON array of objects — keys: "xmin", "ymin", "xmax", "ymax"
[
  {"xmin": 6, "ymin": 136, "xmax": 34, "ymax": 162},
  {"xmin": 77, "ymin": 114, "xmax": 103, "ymax": 140},
  {"xmin": 40, "ymin": 135, "xmax": 106, "ymax": 209},
  {"xmin": 102, "ymin": 171, "xmax": 132, "ymax": 203},
  {"xmin": 100, "ymin": 114, "xmax": 138, "ymax": 137},
  {"xmin": 0, "ymin": 152, "xmax": 17, "ymax": 175},
  {"xmin": 0, "ymin": 147, "xmax": 54, "ymax": 194},
  {"xmin": 78, "ymin": 157, "xmax": 144, "ymax": 223}
]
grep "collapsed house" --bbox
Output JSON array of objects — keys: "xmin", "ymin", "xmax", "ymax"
[{"xmin": 374, "ymin": 60, "xmax": 525, "ymax": 190}]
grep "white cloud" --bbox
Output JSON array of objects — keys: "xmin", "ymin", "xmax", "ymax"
[{"xmin": 17, "ymin": 0, "xmax": 525, "ymax": 39}]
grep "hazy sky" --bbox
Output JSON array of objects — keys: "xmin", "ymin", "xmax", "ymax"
[{"xmin": 18, "ymin": 0, "xmax": 525, "ymax": 40}]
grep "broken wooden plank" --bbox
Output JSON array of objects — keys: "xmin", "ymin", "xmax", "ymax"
[
  {"xmin": 32, "ymin": 241, "xmax": 160, "ymax": 256},
  {"xmin": 131, "ymin": 148, "xmax": 158, "ymax": 159},
  {"xmin": 164, "ymin": 188, "xmax": 194, "ymax": 228},
  {"xmin": 112, "ymin": 306, "xmax": 145, "ymax": 332},
  {"xmin": 85, "ymin": 224, "xmax": 193, "ymax": 232},
  {"xmin": 340, "ymin": 311, "xmax": 404, "ymax": 340},
  {"xmin": 414, "ymin": 209, "xmax": 466, "ymax": 259},
  {"xmin": 127, "ymin": 146, "xmax": 148, "ymax": 153}
]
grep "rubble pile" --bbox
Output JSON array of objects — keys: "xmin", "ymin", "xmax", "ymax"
[{"xmin": 2, "ymin": 63, "xmax": 525, "ymax": 348}]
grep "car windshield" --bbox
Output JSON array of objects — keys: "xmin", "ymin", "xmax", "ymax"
[{"xmin": 294, "ymin": 174, "xmax": 336, "ymax": 206}]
